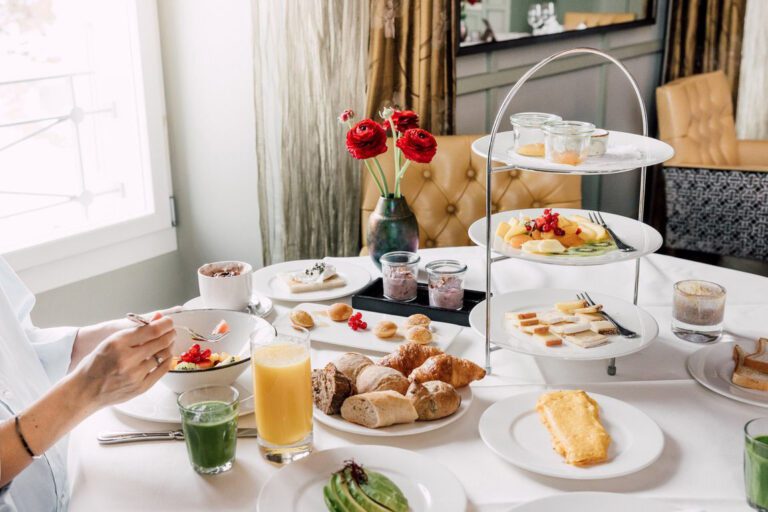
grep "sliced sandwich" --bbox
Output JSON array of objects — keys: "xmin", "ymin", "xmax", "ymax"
[
  {"xmin": 744, "ymin": 338, "xmax": 768, "ymax": 374},
  {"xmin": 733, "ymin": 344, "xmax": 768, "ymax": 392}
]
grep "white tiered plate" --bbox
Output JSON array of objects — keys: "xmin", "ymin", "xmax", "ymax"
[
  {"xmin": 257, "ymin": 445, "xmax": 467, "ymax": 512},
  {"xmin": 479, "ymin": 391, "xmax": 664, "ymax": 480},
  {"xmin": 468, "ymin": 208, "xmax": 662, "ymax": 266},
  {"xmin": 687, "ymin": 341, "xmax": 768, "ymax": 408},
  {"xmin": 471, "ymin": 130, "xmax": 674, "ymax": 174},
  {"xmin": 468, "ymin": 288, "xmax": 658, "ymax": 361}
]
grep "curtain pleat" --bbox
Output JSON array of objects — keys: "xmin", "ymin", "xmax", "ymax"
[
  {"xmin": 366, "ymin": 0, "xmax": 457, "ymax": 135},
  {"xmin": 252, "ymin": 0, "xmax": 369, "ymax": 264}
]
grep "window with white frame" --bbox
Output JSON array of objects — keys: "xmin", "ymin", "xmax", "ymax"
[{"xmin": 0, "ymin": 0, "xmax": 175, "ymax": 292}]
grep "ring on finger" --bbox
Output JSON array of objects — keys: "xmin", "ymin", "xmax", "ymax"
[{"xmin": 153, "ymin": 354, "xmax": 163, "ymax": 366}]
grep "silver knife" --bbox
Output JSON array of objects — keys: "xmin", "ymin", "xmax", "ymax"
[{"xmin": 98, "ymin": 428, "xmax": 258, "ymax": 444}]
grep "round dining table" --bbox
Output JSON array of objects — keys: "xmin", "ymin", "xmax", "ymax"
[{"xmin": 67, "ymin": 246, "xmax": 767, "ymax": 511}]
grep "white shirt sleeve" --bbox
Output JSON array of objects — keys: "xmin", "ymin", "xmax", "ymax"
[{"xmin": 0, "ymin": 258, "xmax": 78, "ymax": 383}]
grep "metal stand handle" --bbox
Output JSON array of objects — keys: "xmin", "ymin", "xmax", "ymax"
[{"xmin": 484, "ymin": 47, "xmax": 649, "ymax": 377}]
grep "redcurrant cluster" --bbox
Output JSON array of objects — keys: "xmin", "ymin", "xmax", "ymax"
[{"xmin": 347, "ymin": 312, "xmax": 367, "ymax": 331}]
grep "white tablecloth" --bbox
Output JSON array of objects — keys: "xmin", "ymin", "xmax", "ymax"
[{"xmin": 68, "ymin": 248, "xmax": 768, "ymax": 511}]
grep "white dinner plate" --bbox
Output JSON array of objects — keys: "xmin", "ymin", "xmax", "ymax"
[
  {"xmin": 471, "ymin": 130, "xmax": 674, "ymax": 174},
  {"xmin": 273, "ymin": 303, "xmax": 462, "ymax": 353},
  {"xmin": 687, "ymin": 341, "xmax": 768, "ymax": 408},
  {"xmin": 314, "ymin": 386, "xmax": 472, "ymax": 437},
  {"xmin": 257, "ymin": 445, "xmax": 467, "ymax": 512},
  {"xmin": 183, "ymin": 293, "xmax": 273, "ymax": 318},
  {"xmin": 469, "ymin": 288, "xmax": 658, "ymax": 361},
  {"xmin": 252, "ymin": 259, "xmax": 371, "ymax": 302},
  {"xmin": 113, "ymin": 375, "xmax": 254, "ymax": 424},
  {"xmin": 479, "ymin": 391, "xmax": 664, "ymax": 480},
  {"xmin": 468, "ymin": 208, "xmax": 663, "ymax": 266},
  {"xmin": 509, "ymin": 492, "xmax": 675, "ymax": 512}
]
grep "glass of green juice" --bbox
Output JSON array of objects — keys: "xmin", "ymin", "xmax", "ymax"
[
  {"xmin": 177, "ymin": 386, "xmax": 239, "ymax": 475},
  {"xmin": 745, "ymin": 417, "xmax": 768, "ymax": 511}
]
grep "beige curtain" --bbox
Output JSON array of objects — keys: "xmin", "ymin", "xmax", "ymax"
[
  {"xmin": 253, "ymin": 1, "xmax": 369, "ymax": 264},
  {"xmin": 664, "ymin": 0, "xmax": 747, "ymax": 103},
  {"xmin": 366, "ymin": 0, "xmax": 457, "ymax": 135},
  {"xmin": 736, "ymin": 0, "xmax": 768, "ymax": 139}
]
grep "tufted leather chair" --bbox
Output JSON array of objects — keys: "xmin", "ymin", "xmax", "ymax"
[
  {"xmin": 360, "ymin": 135, "xmax": 581, "ymax": 252},
  {"xmin": 656, "ymin": 70, "xmax": 768, "ymax": 171},
  {"xmin": 655, "ymin": 71, "xmax": 768, "ymax": 260},
  {"xmin": 563, "ymin": 12, "xmax": 636, "ymax": 30}
]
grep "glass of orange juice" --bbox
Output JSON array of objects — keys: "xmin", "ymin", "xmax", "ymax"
[{"xmin": 250, "ymin": 325, "xmax": 313, "ymax": 463}]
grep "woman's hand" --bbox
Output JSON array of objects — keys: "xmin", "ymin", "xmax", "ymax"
[{"xmin": 72, "ymin": 314, "xmax": 177, "ymax": 410}]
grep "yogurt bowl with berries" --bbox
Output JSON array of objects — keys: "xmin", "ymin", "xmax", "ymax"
[{"xmin": 161, "ymin": 309, "xmax": 273, "ymax": 394}]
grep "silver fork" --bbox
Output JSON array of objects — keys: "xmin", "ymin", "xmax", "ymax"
[
  {"xmin": 126, "ymin": 313, "xmax": 229, "ymax": 343},
  {"xmin": 577, "ymin": 292, "xmax": 639, "ymax": 338},
  {"xmin": 588, "ymin": 211, "xmax": 636, "ymax": 252}
]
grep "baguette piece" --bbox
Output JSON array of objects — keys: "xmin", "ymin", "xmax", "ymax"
[
  {"xmin": 733, "ymin": 344, "xmax": 768, "ymax": 391},
  {"xmin": 333, "ymin": 353, "xmax": 374, "ymax": 386},
  {"xmin": 340, "ymin": 391, "xmax": 418, "ymax": 428},
  {"xmin": 377, "ymin": 343, "xmax": 443, "ymax": 376},
  {"xmin": 744, "ymin": 338, "xmax": 768, "ymax": 374},
  {"xmin": 410, "ymin": 354, "xmax": 486, "ymax": 388},
  {"xmin": 356, "ymin": 365, "xmax": 409, "ymax": 395},
  {"xmin": 312, "ymin": 363, "xmax": 353, "ymax": 415},
  {"xmin": 406, "ymin": 381, "xmax": 461, "ymax": 421}
]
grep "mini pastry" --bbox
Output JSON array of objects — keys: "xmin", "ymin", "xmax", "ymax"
[
  {"xmin": 328, "ymin": 303, "xmax": 353, "ymax": 322},
  {"xmin": 555, "ymin": 300, "xmax": 588, "ymax": 313},
  {"xmin": 574, "ymin": 304, "xmax": 603, "ymax": 314},
  {"xmin": 590, "ymin": 320, "xmax": 618, "ymax": 335},
  {"xmin": 410, "ymin": 354, "xmax": 486, "ymax": 388},
  {"xmin": 550, "ymin": 322, "xmax": 590, "ymax": 335},
  {"xmin": 534, "ymin": 332, "xmax": 562, "ymax": 347},
  {"xmin": 405, "ymin": 314, "xmax": 431, "ymax": 328},
  {"xmin": 522, "ymin": 324, "xmax": 550, "ymax": 335},
  {"xmin": 538, "ymin": 311, "xmax": 566, "ymax": 325},
  {"xmin": 564, "ymin": 330, "xmax": 608, "ymax": 348},
  {"xmin": 290, "ymin": 309, "xmax": 314, "ymax": 328},
  {"xmin": 377, "ymin": 343, "xmax": 443, "ymax": 376},
  {"xmin": 374, "ymin": 320, "xmax": 398, "ymax": 339},
  {"xmin": 406, "ymin": 326, "xmax": 433, "ymax": 345}
]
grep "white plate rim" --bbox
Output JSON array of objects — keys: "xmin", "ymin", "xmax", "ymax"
[
  {"xmin": 256, "ymin": 445, "xmax": 467, "ymax": 512},
  {"xmin": 508, "ymin": 492, "xmax": 676, "ymax": 512},
  {"xmin": 183, "ymin": 293, "xmax": 274, "ymax": 318},
  {"xmin": 313, "ymin": 386, "xmax": 473, "ymax": 437},
  {"xmin": 468, "ymin": 288, "xmax": 659, "ymax": 361},
  {"xmin": 252, "ymin": 260, "xmax": 372, "ymax": 302},
  {"xmin": 471, "ymin": 130, "xmax": 675, "ymax": 175},
  {"xmin": 687, "ymin": 341, "xmax": 768, "ymax": 409},
  {"xmin": 468, "ymin": 208, "xmax": 663, "ymax": 267},
  {"xmin": 479, "ymin": 391, "xmax": 664, "ymax": 480}
]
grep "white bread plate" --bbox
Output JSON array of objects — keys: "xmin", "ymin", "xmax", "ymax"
[{"xmin": 160, "ymin": 309, "xmax": 272, "ymax": 394}]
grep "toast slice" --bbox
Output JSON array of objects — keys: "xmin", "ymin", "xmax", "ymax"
[
  {"xmin": 744, "ymin": 338, "xmax": 768, "ymax": 374},
  {"xmin": 733, "ymin": 344, "xmax": 768, "ymax": 391}
]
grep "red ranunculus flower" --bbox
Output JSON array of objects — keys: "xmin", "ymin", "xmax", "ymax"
[
  {"xmin": 346, "ymin": 119, "xmax": 388, "ymax": 159},
  {"xmin": 390, "ymin": 110, "xmax": 420, "ymax": 132},
  {"xmin": 338, "ymin": 109, "xmax": 355, "ymax": 123},
  {"xmin": 396, "ymin": 128, "xmax": 437, "ymax": 164}
]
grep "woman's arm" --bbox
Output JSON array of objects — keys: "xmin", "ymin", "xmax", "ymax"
[{"xmin": 1, "ymin": 317, "xmax": 175, "ymax": 487}]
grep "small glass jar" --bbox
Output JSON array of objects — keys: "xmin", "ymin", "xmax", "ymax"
[
  {"xmin": 588, "ymin": 128, "xmax": 610, "ymax": 157},
  {"xmin": 426, "ymin": 260, "xmax": 467, "ymax": 310},
  {"xmin": 509, "ymin": 112, "xmax": 562, "ymax": 157},
  {"xmin": 380, "ymin": 251, "xmax": 420, "ymax": 302},
  {"xmin": 543, "ymin": 120, "xmax": 595, "ymax": 165}
]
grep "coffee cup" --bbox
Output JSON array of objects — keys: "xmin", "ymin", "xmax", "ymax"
[{"xmin": 197, "ymin": 261, "xmax": 253, "ymax": 310}]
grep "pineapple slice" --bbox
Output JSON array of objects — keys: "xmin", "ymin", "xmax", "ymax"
[
  {"xmin": 568, "ymin": 215, "xmax": 607, "ymax": 241},
  {"xmin": 496, "ymin": 221, "xmax": 511, "ymax": 238},
  {"xmin": 504, "ymin": 224, "xmax": 528, "ymax": 241}
]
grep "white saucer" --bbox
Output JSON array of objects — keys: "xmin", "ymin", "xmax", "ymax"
[
  {"xmin": 314, "ymin": 386, "xmax": 472, "ymax": 437},
  {"xmin": 479, "ymin": 390, "xmax": 664, "ymax": 480},
  {"xmin": 509, "ymin": 492, "xmax": 675, "ymax": 512},
  {"xmin": 113, "ymin": 374, "xmax": 254, "ymax": 424},
  {"xmin": 687, "ymin": 340, "xmax": 768, "ymax": 408},
  {"xmin": 257, "ymin": 445, "xmax": 467, "ymax": 512},
  {"xmin": 183, "ymin": 293, "xmax": 273, "ymax": 318},
  {"xmin": 252, "ymin": 259, "xmax": 372, "ymax": 302}
]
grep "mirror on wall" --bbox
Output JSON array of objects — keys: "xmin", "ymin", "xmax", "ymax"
[{"xmin": 459, "ymin": 0, "xmax": 656, "ymax": 54}]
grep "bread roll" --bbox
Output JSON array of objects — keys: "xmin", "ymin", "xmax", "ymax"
[
  {"xmin": 312, "ymin": 363, "xmax": 352, "ymax": 415},
  {"xmin": 356, "ymin": 365, "xmax": 409, "ymax": 395},
  {"xmin": 340, "ymin": 391, "xmax": 418, "ymax": 428},
  {"xmin": 333, "ymin": 352, "xmax": 373, "ymax": 385},
  {"xmin": 406, "ymin": 381, "xmax": 461, "ymax": 420}
]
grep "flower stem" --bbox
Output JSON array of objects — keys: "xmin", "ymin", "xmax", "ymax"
[
  {"xmin": 372, "ymin": 158, "xmax": 389, "ymax": 195},
  {"xmin": 388, "ymin": 118, "xmax": 401, "ymax": 197},
  {"xmin": 395, "ymin": 159, "xmax": 411, "ymax": 197},
  {"xmin": 363, "ymin": 158, "xmax": 386, "ymax": 197}
]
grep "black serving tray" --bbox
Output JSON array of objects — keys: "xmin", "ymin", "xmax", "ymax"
[{"xmin": 351, "ymin": 278, "xmax": 487, "ymax": 327}]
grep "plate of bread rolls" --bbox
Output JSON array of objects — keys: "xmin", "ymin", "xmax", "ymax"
[{"xmin": 312, "ymin": 343, "xmax": 485, "ymax": 436}]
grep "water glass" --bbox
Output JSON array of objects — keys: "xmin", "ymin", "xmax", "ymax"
[
  {"xmin": 250, "ymin": 325, "xmax": 313, "ymax": 464},
  {"xmin": 381, "ymin": 251, "xmax": 420, "ymax": 302},
  {"xmin": 745, "ymin": 418, "xmax": 768, "ymax": 511},
  {"xmin": 177, "ymin": 386, "xmax": 239, "ymax": 475},
  {"xmin": 426, "ymin": 260, "xmax": 467, "ymax": 310},
  {"xmin": 672, "ymin": 280, "xmax": 726, "ymax": 343}
]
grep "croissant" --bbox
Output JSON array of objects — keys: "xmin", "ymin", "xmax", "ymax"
[
  {"xmin": 378, "ymin": 343, "xmax": 443, "ymax": 376},
  {"xmin": 409, "ymin": 354, "xmax": 486, "ymax": 388}
]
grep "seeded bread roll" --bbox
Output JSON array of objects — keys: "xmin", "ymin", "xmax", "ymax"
[
  {"xmin": 340, "ymin": 391, "xmax": 418, "ymax": 428},
  {"xmin": 355, "ymin": 365, "xmax": 409, "ymax": 395},
  {"xmin": 312, "ymin": 363, "xmax": 353, "ymax": 415},
  {"xmin": 406, "ymin": 380, "xmax": 461, "ymax": 421}
]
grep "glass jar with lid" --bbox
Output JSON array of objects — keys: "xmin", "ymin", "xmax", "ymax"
[
  {"xmin": 380, "ymin": 251, "xmax": 420, "ymax": 302},
  {"xmin": 426, "ymin": 260, "xmax": 467, "ymax": 310},
  {"xmin": 543, "ymin": 120, "xmax": 595, "ymax": 166},
  {"xmin": 509, "ymin": 112, "xmax": 562, "ymax": 157}
]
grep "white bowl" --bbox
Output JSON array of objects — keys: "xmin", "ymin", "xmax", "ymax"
[{"xmin": 160, "ymin": 309, "xmax": 272, "ymax": 394}]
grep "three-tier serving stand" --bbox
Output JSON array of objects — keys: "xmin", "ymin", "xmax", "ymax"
[{"xmin": 473, "ymin": 48, "xmax": 673, "ymax": 376}]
